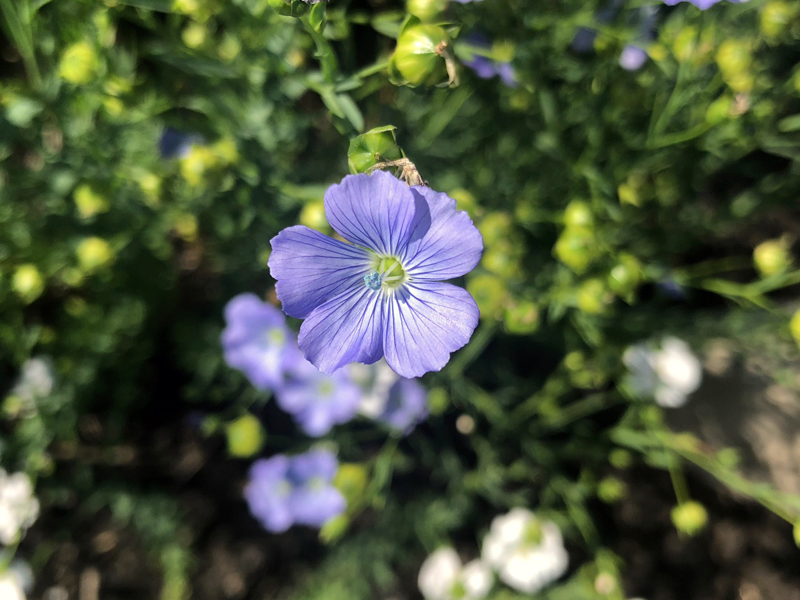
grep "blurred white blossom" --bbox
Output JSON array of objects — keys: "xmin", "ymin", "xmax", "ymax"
[
  {"xmin": 482, "ymin": 508, "xmax": 568, "ymax": 594},
  {"xmin": 348, "ymin": 360, "xmax": 399, "ymax": 418},
  {"xmin": 0, "ymin": 470, "xmax": 40, "ymax": 545},
  {"xmin": 623, "ymin": 337, "xmax": 702, "ymax": 408},
  {"xmin": 0, "ymin": 567, "xmax": 26, "ymax": 600},
  {"xmin": 418, "ymin": 547, "xmax": 492, "ymax": 600},
  {"xmin": 9, "ymin": 356, "xmax": 55, "ymax": 410}
]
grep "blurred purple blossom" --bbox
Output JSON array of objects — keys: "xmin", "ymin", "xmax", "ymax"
[
  {"xmin": 244, "ymin": 449, "xmax": 345, "ymax": 533},
  {"xmin": 221, "ymin": 294, "xmax": 302, "ymax": 392},
  {"xmin": 663, "ymin": 0, "xmax": 747, "ymax": 8},
  {"xmin": 379, "ymin": 377, "xmax": 428, "ymax": 434},
  {"xmin": 275, "ymin": 359, "xmax": 362, "ymax": 436},
  {"xmin": 620, "ymin": 45, "xmax": 649, "ymax": 70},
  {"xmin": 462, "ymin": 33, "xmax": 517, "ymax": 87}
]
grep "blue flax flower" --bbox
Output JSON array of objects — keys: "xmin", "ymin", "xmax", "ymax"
[
  {"xmin": 244, "ymin": 449, "xmax": 345, "ymax": 533},
  {"xmin": 275, "ymin": 359, "xmax": 362, "ymax": 436},
  {"xmin": 269, "ymin": 171, "xmax": 483, "ymax": 379},
  {"xmin": 221, "ymin": 293, "xmax": 302, "ymax": 391}
]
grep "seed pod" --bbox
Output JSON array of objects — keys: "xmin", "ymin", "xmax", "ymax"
[{"xmin": 389, "ymin": 23, "xmax": 451, "ymax": 87}]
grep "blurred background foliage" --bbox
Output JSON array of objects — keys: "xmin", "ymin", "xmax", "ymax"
[{"xmin": 2, "ymin": 0, "xmax": 800, "ymax": 598}]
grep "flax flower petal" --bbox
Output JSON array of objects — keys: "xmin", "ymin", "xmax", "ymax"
[
  {"xmin": 383, "ymin": 282, "xmax": 479, "ymax": 378},
  {"xmin": 269, "ymin": 225, "xmax": 372, "ymax": 319}
]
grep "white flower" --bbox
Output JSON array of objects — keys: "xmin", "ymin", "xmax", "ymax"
[
  {"xmin": 418, "ymin": 547, "xmax": 492, "ymax": 600},
  {"xmin": 9, "ymin": 357, "xmax": 55, "ymax": 411},
  {"xmin": 623, "ymin": 337, "xmax": 702, "ymax": 408},
  {"xmin": 348, "ymin": 361, "xmax": 399, "ymax": 419},
  {"xmin": 482, "ymin": 508, "xmax": 568, "ymax": 595},
  {"xmin": 0, "ymin": 470, "xmax": 40, "ymax": 546},
  {"xmin": 0, "ymin": 570, "xmax": 26, "ymax": 600}
]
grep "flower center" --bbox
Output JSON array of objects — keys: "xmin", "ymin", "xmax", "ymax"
[
  {"xmin": 266, "ymin": 327, "xmax": 286, "ymax": 347},
  {"xmin": 522, "ymin": 519, "xmax": 544, "ymax": 546},
  {"xmin": 450, "ymin": 581, "xmax": 467, "ymax": 600},
  {"xmin": 364, "ymin": 255, "xmax": 408, "ymax": 291},
  {"xmin": 318, "ymin": 380, "xmax": 335, "ymax": 397}
]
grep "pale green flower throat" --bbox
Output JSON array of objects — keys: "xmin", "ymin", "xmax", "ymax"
[{"xmin": 364, "ymin": 255, "xmax": 408, "ymax": 291}]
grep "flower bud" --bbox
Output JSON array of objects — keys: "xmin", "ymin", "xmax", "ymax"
[
  {"xmin": 225, "ymin": 414, "xmax": 265, "ymax": 458},
  {"xmin": 299, "ymin": 200, "xmax": 329, "ymax": 232},
  {"xmin": 577, "ymin": 278, "xmax": 610, "ymax": 315},
  {"xmin": 76, "ymin": 237, "xmax": 113, "ymax": 273},
  {"xmin": 389, "ymin": 23, "xmax": 450, "ymax": 87},
  {"xmin": 563, "ymin": 200, "xmax": 593, "ymax": 228},
  {"xmin": 609, "ymin": 449, "xmax": 633, "ymax": 469},
  {"xmin": 347, "ymin": 125, "xmax": 402, "ymax": 174},
  {"xmin": 716, "ymin": 40, "xmax": 752, "ymax": 78},
  {"xmin": 597, "ymin": 477, "xmax": 627, "ymax": 503},
  {"xmin": 554, "ymin": 227, "xmax": 595, "ymax": 273},
  {"xmin": 333, "ymin": 463, "xmax": 368, "ymax": 504},
  {"xmin": 705, "ymin": 95, "xmax": 733, "ymax": 125},
  {"xmin": 182, "ymin": 22, "xmax": 207, "ymax": 49},
  {"xmin": 406, "ymin": 0, "xmax": 449, "ymax": 22},
  {"xmin": 753, "ymin": 238, "xmax": 791, "ymax": 276},
  {"xmin": 319, "ymin": 514, "xmax": 349, "ymax": 544},
  {"xmin": 12, "ymin": 265, "xmax": 44, "ymax": 303},
  {"xmin": 760, "ymin": 1, "xmax": 796, "ymax": 40},
  {"xmin": 671, "ymin": 501, "xmax": 708, "ymax": 537},
  {"xmin": 608, "ymin": 253, "xmax": 643, "ymax": 299},
  {"xmin": 59, "ymin": 41, "xmax": 100, "ymax": 85},
  {"xmin": 73, "ymin": 184, "xmax": 109, "ymax": 219},
  {"xmin": 427, "ymin": 387, "xmax": 449, "ymax": 415},
  {"xmin": 467, "ymin": 273, "xmax": 508, "ymax": 319},
  {"xmin": 504, "ymin": 300, "xmax": 539, "ymax": 334},
  {"xmin": 789, "ymin": 309, "xmax": 800, "ymax": 346}
]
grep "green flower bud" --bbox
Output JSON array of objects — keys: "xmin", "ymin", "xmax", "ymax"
[
  {"xmin": 73, "ymin": 184, "xmax": 109, "ymax": 219},
  {"xmin": 577, "ymin": 278, "xmax": 610, "ymax": 315},
  {"xmin": 389, "ymin": 23, "xmax": 450, "ymax": 87},
  {"xmin": 300, "ymin": 200, "xmax": 329, "ymax": 232},
  {"xmin": 609, "ymin": 449, "xmax": 633, "ymax": 470},
  {"xmin": 407, "ymin": 0, "xmax": 449, "ymax": 22},
  {"xmin": 554, "ymin": 227, "xmax": 595, "ymax": 273},
  {"xmin": 504, "ymin": 300, "xmax": 539, "ymax": 334},
  {"xmin": 467, "ymin": 273, "xmax": 508, "ymax": 320},
  {"xmin": 671, "ymin": 501, "xmax": 708, "ymax": 537},
  {"xmin": 597, "ymin": 476, "xmax": 627, "ymax": 503},
  {"xmin": 319, "ymin": 514, "xmax": 349, "ymax": 544},
  {"xmin": 347, "ymin": 126, "xmax": 402, "ymax": 174},
  {"xmin": 225, "ymin": 413, "xmax": 265, "ymax": 458},
  {"xmin": 427, "ymin": 387, "xmax": 449, "ymax": 415},
  {"xmin": 706, "ymin": 95, "xmax": 733, "ymax": 125},
  {"xmin": 760, "ymin": 1, "xmax": 796, "ymax": 40},
  {"xmin": 13, "ymin": 264, "xmax": 45, "ymax": 303},
  {"xmin": 716, "ymin": 40, "xmax": 752, "ymax": 78},
  {"xmin": 754, "ymin": 238, "xmax": 792, "ymax": 276},
  {"xmin": 333, "ymin": 463, "xmax": 369, "ymax": 504},
  {"xmin": 182, "ymin": 22, "xmax": 207, "ymax": 49},
  {"xmin": 76, "ymin": 237, "xmax": 113, "ymax": 273},
  {"xmin": 608, "ymin": 253, "xmax": 643, "ymax": 299},
  {"xmin": 563, "ymin": 200, "xmax": 593, "ymax": 228},
  {"xmin": 59, "ymin": 41, "xmax": 100, "ymax": 85},
  {"xmin": 789, "ymin": 309, "xmax": 800, "ymax": 346}
]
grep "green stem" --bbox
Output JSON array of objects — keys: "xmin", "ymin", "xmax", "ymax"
[{"xmin": 0, "ymin": 0, "xmax": 43, "ymax": 89}]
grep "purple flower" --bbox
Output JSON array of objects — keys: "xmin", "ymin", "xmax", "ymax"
[
  {"xmin": 619, "ymin": 45, "xmax": 649, "ymax": 70},
  {"xmin": 275, "ymin": 359, "xmax": 362, "ymax": 436},
  {"xmin": 462, "ymin": 34, "xmax": 517, "ymax": 87},
  {"xmin": 268, "ymin": 171, "xmax": 483, "ymax": 379},
  {"xmin": 663, "ymin": 0, "xmax": 747, "ymax": 8},
  {"xmin": 379, "ymin": 377, "xmax": 428, "ymax": 434},
  {"xmin": 221, "ymin": 293, "xmax": 302, "ymax": 391},
  {"xmin": 244, "ymin": 449, "xmax": 345, "ymax": 533}
]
